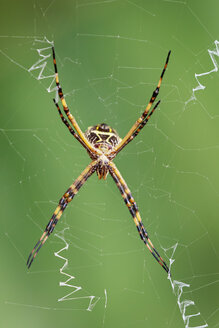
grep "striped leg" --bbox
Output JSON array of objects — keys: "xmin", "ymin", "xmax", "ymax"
[
  {"xmin": 112, "ymin": 51, "xmax": 171, "ymax": 156},
  {"xmin": 27, "ymin": 160, "xmax": 97, "ymax": 268},
  {"xmin": 115, "ymin": 100, "xmax": 161, "ymax": 155},
  {"xmin": 52, "ymin": 47, "xmax": 101, "ymax": 157},
  {"xmin": 53, "ymin": 99, "xmax": 94, "ymax": 155},
  {"xmin": 109, "ymin": 162, "xmax": 169, "ymax": 274}
]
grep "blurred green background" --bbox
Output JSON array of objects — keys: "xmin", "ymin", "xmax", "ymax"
[{"xmin": 1, "ymin": 1, "xmax": 218, "ymax": 327}]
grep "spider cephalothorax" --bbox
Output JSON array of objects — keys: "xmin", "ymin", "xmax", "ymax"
[{"xmin": 27, "ymin": 47, "xmax": 171, "ymax": 274}]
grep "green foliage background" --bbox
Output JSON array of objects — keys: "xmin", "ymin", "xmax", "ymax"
[{"xmin": 1, "ymin": 1, "xmax": 218, "ymax": 327}]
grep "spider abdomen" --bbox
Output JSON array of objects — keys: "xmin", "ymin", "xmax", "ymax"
[{"xmin": 85, "ymin": 123, "xmax": 121, "ymax": 153}]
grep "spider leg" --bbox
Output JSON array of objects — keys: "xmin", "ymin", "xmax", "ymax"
[
  {"xmin": 27, "ymin": 160, "xmax": 97, "ymax": 269},
  {"xmin": 52, "ymin": 47, "xmax": 101, "ymax": 157},
  {"xmin": 111, "ymin": 51, "xmax": 171, "ymax": 156},
  {"xmin": 116, "ymin": 100, "xmax": 161, "ymax": 155},
  {"xmin": 109, "ymin": 162, "xmax": 170, "ymax": 274},
  {"xmin": 53, "ymin": 99, "xmax": 94, "ymax": 156}
]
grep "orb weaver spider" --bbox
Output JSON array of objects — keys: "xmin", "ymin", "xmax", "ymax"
[{"xmin": 27, "ymin": 47, "xmax": 171, "ymax": 274}]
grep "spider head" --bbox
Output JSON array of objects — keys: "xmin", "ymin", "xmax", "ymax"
[{"xmin": 85, "ymin": 123, "xmax": 121, "ymax": 153}]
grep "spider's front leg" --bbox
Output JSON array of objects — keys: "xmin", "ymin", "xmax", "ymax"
[
  {"xmin": 52, "ymin": 47, "xmax": 101, "ymax": 158},
  {"xmin": 109, "ymin": 162, "xmax": 170, "ymax": 274},
  {"xmin": 27, "ymin": 161, "xmax": 97, "ymax": 268},
  {"xmin": 111, "ymin": 51, "xmax": 171, "ymax": 157}
]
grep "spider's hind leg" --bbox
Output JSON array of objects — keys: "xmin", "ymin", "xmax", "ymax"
[
  {"xmin": 109, "ymin": 161, "xmax": 170, "ymax": 274},
  {"xmin": 27, "ymin": 160, "xmax": 98, "ymax": 268}
]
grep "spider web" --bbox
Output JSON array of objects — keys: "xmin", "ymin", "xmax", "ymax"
[{"xmin": 1, "ymin": 1, "xmax": 218, "ymax": 328}]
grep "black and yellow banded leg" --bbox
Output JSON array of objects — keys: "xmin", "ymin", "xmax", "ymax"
[
  {"xmin": 52, "ymin": 47, "xmax": 101, "ymax": 157},
  {"xmin": 109, "ymin": 162, "xmax": 170, "ymax": 274},
  {"xmin": 27, "ymin": 160, "xmax": 98, "ymax": 269},
  {"xmin": 53, "ymin": 99, "xmax": 94, "ymax": 156},
  {"xmin": 116, "ymin": 100, "xmax": 161, "ymax": 154},
  {"xmin": 113, "ymin": 51, "xmax": 171, "ymax": 155}
]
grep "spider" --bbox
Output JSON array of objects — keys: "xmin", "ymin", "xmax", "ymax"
[{"xmin": 27, "ymin": 47, "xmax": 171, "ymax": 274}]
